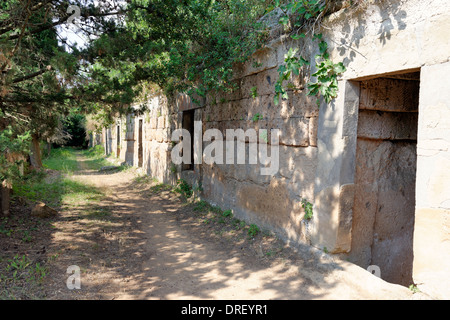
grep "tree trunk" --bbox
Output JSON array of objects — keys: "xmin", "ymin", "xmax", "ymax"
[
  {"xmin": 46, "ymin": 138, "xmax": 52, "ymax": 157},
  {"xmin": 30, "ymin": 133, "xmax": 43, "ymax": 169},
  {"xmin": 1, "ymin": 180, "xmax": 11, "ymax": 217}
]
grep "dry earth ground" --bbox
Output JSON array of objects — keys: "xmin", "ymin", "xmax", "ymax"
[{"xmin": 1, "ymin": 151, "xmax": 427, "ymax": 300}]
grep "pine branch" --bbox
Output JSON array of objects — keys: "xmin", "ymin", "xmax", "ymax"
[{"xmin": 11, "ymin": 66, "xmax": 52, "ymax": 84}]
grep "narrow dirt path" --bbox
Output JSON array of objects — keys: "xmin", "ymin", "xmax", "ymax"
[{"xmin": 43, "ymin": 151, "xmax": 420, "ymax": 300}]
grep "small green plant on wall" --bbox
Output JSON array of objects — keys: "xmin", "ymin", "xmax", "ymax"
[
  {"xmin": 252, "ymin": 113, "xmax": 263, "ymax": 122},
  {"xmin": 250, "ymin": 86, "xmax": 258, "ymax": 98},
  {"xmin": 301, "ymin": 198, "xmax": 314, "ymax": 220}
]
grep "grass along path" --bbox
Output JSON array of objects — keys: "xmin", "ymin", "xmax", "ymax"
[
  {"xmin": 1, "ymin": 147, "xmax": 420, "ymax": 300},
  {"xmin": 1, "ymin": 147, "xmax": 120, "ymax": 299}
]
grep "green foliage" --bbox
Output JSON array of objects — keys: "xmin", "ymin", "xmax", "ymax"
[
  {"xmin": 252, "ymin": 113, "xmax": 264, "ymax": 122},
  {"xmin": 6, "ymin": 255, "xmax": 32, "ymax": 274},
  {"xmin": 248, "ymin": 224, "xmax": 260, "ymax": 238},
  {"xmin": 170, "ymin": 164, "xmax": 178, "ymax": 175},
  {"xmin": 0, "ymin": 0, "xmax": 130, "ymax": 177},
  {"xmin": 0, "ymin": 1, "xmax": 79, "ymax": 127},
  {"xmin": 2, "ymin": 254, "xmax": 47, "ymax": 286},
  {"xmin": 174, "ymin": 179, "xmax": 193, "ymax": 198},
  {"xmin": 80, "ymin": 146, "xmax": 123, "ymax": 171},
  {"xmin": 0, "ymin": 123, "xmax": 31, "ymax": 183},
  {"xmin": 85, "ymin": 145, "xmax": 105, "ymax": 158},
  {"xmin": 13, "ymin": 148, "xmax": 106, "ymax": 207},
  {"xmin": 252, "ymin": 60, "xmax": 264, "ymax": 69},
  {"xmin": 268, "ymin": 0, "xmax": 326, "ymax": 21},
  {"xmin": 251, "ymin": 86, "xmax": 258, "ymax": 98},
  {"xmin": 194, "ymin": 200, "xmax": 210, "ymax": 213},
  {"xmin": 62, "ymin": 113, "xmax": 88, "ymax": 148},
  {"xmin": 274, "ymin": 47, "xmax": 309, "ymax": 105},
  {"xmin": 149, "ymin": 183, "xmax": 172, "ymax": 194},
  {"xmin": 301, "ymin": 198, "xmax": 314, "ymax": 220},
  {"xmin": 32, "ymin": 263, "xmax": 47, "ymax": 284},
  {"xmin": 12, "ymin": 172, "xmax": 103, "ymax": 209},
  {"xmin": 0, "ymin": 222, "xmax": 13, "ymax": 237},
  {"xmin": 1, "ymin": 254, "xmax": 48, "ymax": 294},
  {"xmin": 1, "ymin": 0, "xmax": 349, "ymax": 188},
  {"xmin": 21, "ymin": 230, "xmax": 32, "ymax": 243},
  {"xmin": 88, "ymin": 0, "xmax": 270, "ymax": 107},
  {"xmin": 307, "ymin": 36, "xmax": 346, "ymax": 104},
  {"xmin": 409, "ymin": 284, "xmax": 421, "ymax": 293},
  {"xmin": 273, "ymin": 1, "xmax": 346, "ymax": 106},
  {"xmin": 222, "ymin": 209, "xmax": 233, "ymax": 218},
  {"xmin": 43, "ymin": 147, "xmax": 80, "ymax": 173}
]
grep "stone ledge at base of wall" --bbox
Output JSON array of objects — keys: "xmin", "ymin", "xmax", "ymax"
[{"xmin": 413, "ymin": 207, "xmax": 450, "ymax": 300}]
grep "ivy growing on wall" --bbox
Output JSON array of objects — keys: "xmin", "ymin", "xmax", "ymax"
[
  {"xmin": 307, "ymin": 33, "xmax": 346, "ymax": 104},
  {"xmin": 270, "ymin": 0, "xmax": 347, "ymax": 106}
]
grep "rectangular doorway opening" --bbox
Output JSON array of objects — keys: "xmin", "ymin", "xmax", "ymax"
[
  {"xmin": 182, "ymin": 110, "xmax": 195, "ymax": 171},
  {"xmin": 349, "ymin": 70, "xmax": 420, "ymax": 286}
]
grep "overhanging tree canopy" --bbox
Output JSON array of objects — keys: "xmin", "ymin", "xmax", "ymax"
[
  {"xmin": 0, "ymin": 0, "xmax": 126, "ymax": 170},
  {"xmin": 0, "ymin": 0, "xmax": 351, "ymax": 177}
]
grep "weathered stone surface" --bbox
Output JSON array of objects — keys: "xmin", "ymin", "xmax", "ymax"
[
  {"xmin": 237, "ymin": 178, "xmax": 306, "ymax": 242},
  {"xmin": 359, "ymin": 78, "xmax": 420, "ymax": 112},
  {"xmin": 157, "ymin": 116, "xmax": 165, "ymax": 129},
  {"xmin": 349, "ymin": 139, "xmax": 416, "ymax": 285},
  {"xmin": 310, "ymin": 183, "xmax": 354, "ymax": 254},
  {"xmin": 413, "ymin": 61, "xmax": 450, "ymax": 298},
  {"xmin": 275, "ymin": 118, "xmax": 309, "ymax": 147},
  {"xmin": 313, "ymin": 80, "xmax": 347, "ymax": 197},
  {"xmin": 240, "ymin": 74, "xmax": 259, "ymax": 100},
  {"xmin": 310, "ymin": 186, "xmax": 340, "ymax": 252},
  {"xmin": 413, "ymin": 208, "xmax": 450, "ymax": 299},
  {"xmin": 357, "ymin": 110, "xmax": 418, "ymax": 140},
  {"xmin": 255, "ymin": 68, "xmax": 280, "ymax": 97},
  {"xmin": 149, "ymin": 117, "xmax": 157, "ymax": 129},
  {"xmin": 145, "ymin": 141, "xmax": 174, "ymax": 184},
  {"xmin": 308, "ymin": 117, "xmax": 318, "ymax": 147},
  {"xmin": 324, "ymin": 0, "xmax": 450, "ymax": 79},
  {"xmin": 346, "ymin": 140, "xmax": 379, "ymax": 267},
  {"xmin": 177, "ymin": 93, "xmax": 205, "ymax": 111},
  {"xmin": 335, "ymin": 183, "xmax": 354, "ymax": 253},
  {"xmin": 342, "ymin": 81, "xmax": 360, "ymax": 138}
]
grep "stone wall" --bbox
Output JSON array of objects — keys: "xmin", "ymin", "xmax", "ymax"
[
  {"xmin": 199, "ymin": 73, "xmax": 319, "ymax": 244},
  {"xmin": 104, "ymin": 96, "xmax": 178, "ymax": 185},
  {"xmin": 88, "ymin": 131, "xmax": 103, "ymax": 149},
  {"xmin": 413, "ymin": 62, "xmax": 450, "ymax": 299},
  {"xmin": 142, "ymin": 95, "xmax": 178, "ymax": 184},
  {"xmin": 313, "ymin": 0, "xmax": 450, "ymax": 296},
  {"xmin": 102, "ymin": 0, "xmax": 450, "ymax": 297}
]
